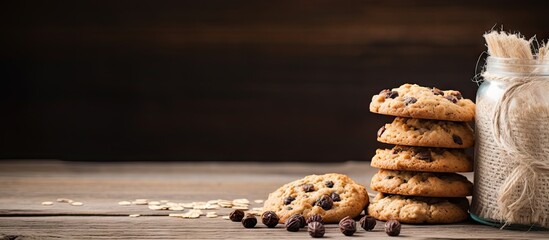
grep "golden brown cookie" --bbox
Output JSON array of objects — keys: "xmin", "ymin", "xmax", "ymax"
[
  {"xmin": 371, "ymin": 145, "xmax": 473, "ymax": 172},
  {"xmin": 370, "ymin": 169, "xmax": 473, "ymax": 197},
  {"xmin": 377, "ymin": 117, "xmax": 474, "ymax": 148},
  {"xmin": 370, "ymin": 83, "xmax": 476, "ymax": 121},
  {"xmin": 368, "ymin": 193, "xmax": 469, "ymax": 224},
  {"xmin": 263, "ymin": 173, "xmax": 369, "ymax": 223}
]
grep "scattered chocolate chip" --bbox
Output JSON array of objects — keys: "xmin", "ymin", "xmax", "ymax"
[
  {"xmin": 302, "ymin": 184, "xmax": 315, "ymax": 192},
  {"xmin": 385, "ymin": 220, "xmax": 401, "ymax": 236},
  {"xmin": 415, "ymin": 150, "xmax": 431, "ymax": 161},
  {"xmin": 289, "ymin": 214, "xmax": 306, "ymax": 228},
  {"xmin": 359, "ymin": 215, "xmax": 377, "ymax": 231},
  {"xmin": 307, "ymin": 214, "xmax": 324, "ymax": 224},
  {"xmin": 432, "ymin": 87, "xmax": 444, "ymax": 96},
  {"xmin": 284, "ymin": 196, "xmax": 295, "ymax": 205},
  {"xmin": 404, "ymin": 96, "xmax": 417, "ymax": 105},
  {"xmin": 325, "ymin": 180, "xmax": 334, "ymax": 188},
  {"xmin": 330, "ymin": 192, "xmax": 341, "ymax": 202},
  {"xmin": 308, "ymin": 222, "xmax": 325, "ymax": 238},
  {"xmin": 392, "ymin": 147, "xmax": 403, "ymax": 154},
  {"xmin": 452, "ymin": 134, "xmax": 463, "ymax": 145},
  {"xmin": 377, "ymin": 126, "xmax": 386, "ymax": 138},
  {"xmin": 339, "ymin": 216, "xmax": 357, "ymax": 236},
  {"xmin": 261, "ymin": 211, "xmax": 279, "ymax": 228},
  {"xmin": 241, "ymin": 213, "xmax": 257, "ymax": 228},
  {"xmin": 229, "ymin": 209, "xmax": 245, "ymax": 222},
  {"xmin": 445, "ymin": 95, "xmax": 458, "ymax": 103},
  {"xmin": 316, "ymin": 194, "xmax": 334, "ymax": 210},
  {"xmin": 285, "ymin": 216, "xmax": 301, "ymax": 232}
]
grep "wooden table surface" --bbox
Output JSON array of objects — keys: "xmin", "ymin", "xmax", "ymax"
[{"xmin": 0, "ymin": 160, "xmax": 546, "ymax": 239}]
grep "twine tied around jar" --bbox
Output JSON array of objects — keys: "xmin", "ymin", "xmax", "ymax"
[{"xmin": 479, "ymin": 30, "xmax": 549, "ymax": 227}]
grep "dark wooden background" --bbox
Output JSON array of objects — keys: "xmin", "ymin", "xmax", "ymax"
[{"xmin": 1, "ymin": 0, "xmax": 548, "ymax": 161}]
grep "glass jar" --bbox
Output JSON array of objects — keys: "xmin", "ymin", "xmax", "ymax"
[{"xmin": 471, "ymin": 56, "xmax": 549, "ymax": 229}]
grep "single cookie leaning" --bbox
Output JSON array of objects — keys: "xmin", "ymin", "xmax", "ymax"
[
  {"xmin": 368, "ymin": 193, "xmax": 469, "ymax": 224},
  {"xmin": 377, "ymin": 117, "xmax": 474, "ymax": 148},
  {"xmin": 371, "ymin": 145, "xmax": 473, "ymax": 172},
  {"xmin": 263, "ymin": 173, "xmax": 369, "ymax": 223},
  {"xmin": 369, "ymin": 83, "xmax": 476, "ymax": 121},
  {"xmin": 370, "ymin": 169, "xmax": 473, "ymax": 197}
]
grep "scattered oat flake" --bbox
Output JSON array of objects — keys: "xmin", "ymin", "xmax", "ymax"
[
  {"xmin": 254, "ymin": 199, "xmax": 264, "ymax": 204},
  {"xmin": 206, "ymin": 214, "xmax": 218, "ymax": 218},
  {"xmin": 148, "ymin": 201, "xmax": 160, "ymax": 205},
  {"xmin": 118, "ymin": 201, "xmax": 132, "ymax": 206},
  {"xmin": 222, "ymin": 216, "xmax": 231, "ymax": 220},
  {"xmin": 160, "ymin": 200, "xmax": 170, "ymax": 203},
  {"xmin": 181, "ymin": 203, "xmax": 194, "ymax": 209},
  {"xmin": 41, "ymin": 201, "xmax": 53, "ymax": 206},
  {"xmin": 129, "ymin": 214, "xmax": 140, "ymax": 218},
  {"xmin": 169, "ymin": 206, "xmax": 184, "ymax": 211},
  {"xmin": 233, "ymin": 198, "xmax": 249, "ymax": 204},
  {"xmin": 133, "ymin": 201, "xmax": 148, "ymax": 205},
  {"xmin": 70, "ymin": 202, "xmax": 83, "ymax": 206},
  {"xmin": 182, "ymin": 212, "xmax": 200, "ymax": 218},
  {"xmin": 252, "ymin": 207, "xmax": 263, "ymax": 211}
]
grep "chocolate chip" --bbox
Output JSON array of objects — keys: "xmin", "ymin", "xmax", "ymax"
[
  {"xmin": 387, "ymin": 91, "xmax": 399, "ymax": 99},
  {"xmin": 229, "ymin": 209, "xmax": 245, "ymax": 222},
  {"xmin": 450, "ymin": 91, "xmax": 463, "ymax": 100},
  {"xmin": 432, "ymin": 87, "xmax": 444, "ymax": 96},
  {"xmin": 385, "ymin": 219, "xmax": 401, "ymax": 236},
  {"xmin": 415, "ymin": 150, "xmax": 431, "ymax": 161},
  {"xmin": 445, "ymin": 95, "xmax": 458, "ymax": 103},
  {"xmin": 377, "ymin": 126, "xmax": 386, "ymax": 138},
  {"xmin": 261, "ymin": 211, "xmax": 279, "ymax": 228},
  {"xmin": 452, "ymin": 134, "xmax": 463, "ymax": 145},
  {"xmin": 380, "ymin": 89, "xmax": 398, "ymax": 99},
  {"xmin": 392, "ymin": 147, "xmax": 402, "ymax": 154},
  {"xmin": 339, "ymin": 216, "xmax": 357, "ymax": 236},
  {"xmin": 308, "ymin": 221, "xmax": 325, "ymax": 238},
  {"xmin": 325, "ymin": 180, "xmax": 334, "ymax": 188},
  {"xmin": 359, "ymin": 215, "xmax": 377, "ymax": 231},
  {"xmin": 404, "ymin": 96, "xmax": 417, "ymax": 105},
  {"xmin": 285, "ymin": 216, "xmax": 301, "ymax": 232},
  {"xmin": 288, "ymin": 214, "xmax": 306, "ymax": 228},
  {"xmin": 330, "ymin": 192, "xmax": 341, "ymax": 202},
  {"xmin": 241, "ymin": 213, "xmax": 257, "ymax": 228},
  {"xmin": 307, "ymin": 214, "xmax": 324, "ymax": 224},
  {"xmin": 385, "ymin": 175, "xmax": 394, "ymax": 180},
  {"xmin": 287, "ymin": 206, "xmax": 293, "ymax": 210},
  {"xmin": 316, "ymin": 194, "xmax": 334, "ymax": 210},
  {"xmin": 284, "ymin": 196, "xmax": 295, "ymax": 205},
  {"xmin": 302, "ymin": 184, "xmax": 315, "ymax": 192}
]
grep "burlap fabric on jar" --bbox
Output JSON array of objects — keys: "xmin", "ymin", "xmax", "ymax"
[{"xmin": 472, "ymin": 31, "xmax": 549, "ymax": 228}]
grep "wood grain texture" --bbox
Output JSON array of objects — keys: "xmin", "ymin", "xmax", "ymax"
[
  {"xmin": 0, "ymin": 160, "xmax": 547, "ymax": 239},
  {"xmin": 2, "ymin": 1, "xmax": 548, "ymax": 161}
]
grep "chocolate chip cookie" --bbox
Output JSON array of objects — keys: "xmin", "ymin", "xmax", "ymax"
[
  {"xmin": 368, "ymin": 193, "xmax": 469, "ymax": 224},
  {"xmin": 377, "ymin": 117, "xmax": 474, "ymax": 148},
  {"xmin": 263, "ymin": 173, "xmax": 369, "ymax": 223},
  {"xmin": 371, "ymin": 145, "xmax": 473, "ymax": 172},
  {"xmin": 370, "ymin": 169, "xmax": 473, "ymax": 197},
  {"xmin": 370, "ymin": 83, "xmax": 475, "ymax": 121}
]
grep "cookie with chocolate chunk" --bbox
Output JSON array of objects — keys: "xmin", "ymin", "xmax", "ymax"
[
  {"xmin": 377, "ymin": 117, "xmax": 474, "ymax": 148},
  {"xmin": 370, "ymin": 83, "xmax": 475, "ymax": 121},
  {"xmin": 370, "ymin": 169, "xmax": 473, "ymax": 197},
  {"xmin": 368, "ymin": 193, "xmax": 469, "ymax": 224},
  {"xmin": 371, "ymin": 145, "xmax": 473, "ymax": 172},
  {"xmin": 263, "ymin": 173, "xmax": 369, "ymax": 223}
]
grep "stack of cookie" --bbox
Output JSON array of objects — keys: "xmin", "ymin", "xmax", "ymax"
[{"xmin": 367, "ymin": 84, "xmax": 475, "ymax": 224}]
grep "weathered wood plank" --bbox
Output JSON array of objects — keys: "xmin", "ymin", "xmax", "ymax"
[{"xmin": 1, "ymin": 161, "xmax": 546, "ymax": 239}]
